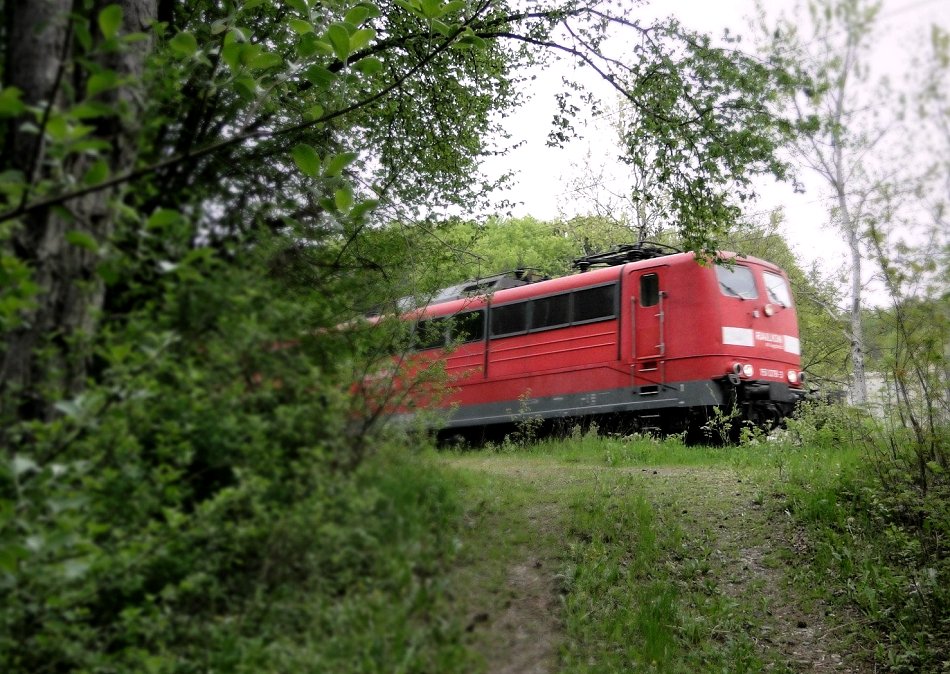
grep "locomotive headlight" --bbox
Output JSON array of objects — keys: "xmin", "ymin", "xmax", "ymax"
[
  {"xmin": 742, "ymin": 363, "xmax": 754, "ymax": 378},
  {"xmin": 787, "ymin": 370, "xmax": 798, "ymax": 383},
  {"xmin": 764, "ymin": 303, "xmax": 775, "ymax": 316}
]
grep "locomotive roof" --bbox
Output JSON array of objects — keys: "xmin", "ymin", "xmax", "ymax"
[{"xmin": 412, "ymin": 251, "xmax": 783, "ymax": 318}]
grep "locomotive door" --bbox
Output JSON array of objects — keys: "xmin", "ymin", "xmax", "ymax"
[{"xmin": 630, "ymin": 270, "xmax": 664, "ymax": 389}]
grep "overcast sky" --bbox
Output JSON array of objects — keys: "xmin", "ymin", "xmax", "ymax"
[{"xmin": 481, "ymin": 0, "xmax": 949, "ymax": 287}]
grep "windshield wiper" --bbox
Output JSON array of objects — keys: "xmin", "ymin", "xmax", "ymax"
[{"xmin": 720, "ymin": 282, "xmax": 749, "ymax": 300}]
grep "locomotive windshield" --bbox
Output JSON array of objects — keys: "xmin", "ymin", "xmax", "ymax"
[
  {"xmin": 716, "ymin": 264, "xmax": 758, "ymax": 299},
  {"xmin": 763, "ymin": 271, "xmax": 792, "ymax": 307}
]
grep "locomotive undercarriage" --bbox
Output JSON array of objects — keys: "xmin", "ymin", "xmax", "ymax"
[
  {"xmin": 712, "ymin": 376, "xmax": 804, "ymax": 429},
  {"xmin": 431, "ymin": 376, "xmax": 805, "ymax": 445}
]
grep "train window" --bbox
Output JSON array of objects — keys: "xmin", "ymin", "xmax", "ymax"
[
  {"xmin": 530, "ymin": 293, "xmax": 570, "ymax": 330},
  {"xmin": 716, "ymin": 264, "xmax": 758, "ymax": 299},
  {"xmin": 490, "ymin": 302, "xmax": 528, "ymax": 337},
  {"xmin": 640, "ymin": 274, "xmax": 659, "ymax": 307},
  {"xmin": 415, "ymin": 318, "xmax": 448, "ymax": 349},
  {"xmin": 763, "ymin": 272, "xmax": 792, "ymax": 307},
  {"xmin": 452, "ymin": 310, "xmax": 485, "ymax": 343},
  {"xmin": 572, "ymin": 284, "xmax": 617, "ymax": 323}
]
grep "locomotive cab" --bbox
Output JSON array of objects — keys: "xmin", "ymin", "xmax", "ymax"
[{"xmin": 709, "ymin": 257, "xmax": 806, "ymax": 425}]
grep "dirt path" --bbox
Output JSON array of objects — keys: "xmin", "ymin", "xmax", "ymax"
[
  {"xmin": 444, "ymin": 456, "xmax": 862, "ymax": 673},
  {"xmin": 637, "ymin": 466, "xmax": 858, "ymax": 673}
]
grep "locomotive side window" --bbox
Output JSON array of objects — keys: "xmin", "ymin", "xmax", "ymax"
[
  {"xmin": 640, "ymin": 274, "xmax": 659, "ymax": 307},
  {"xmin": 452, "ymin": 310, "xmax": 485, "ymax": 343},
  {"xmin": 531, "ymin": 293, "xmax": 571, "ymax": 330},
  {"xmin": 572, "ymin": 284, "xmax": 617, "ymax": 323},
  {"xmin": 415, "ymin": 318, "xmax": 448, "ymax": 349},
  {"xmin": 490, "ymin": 302, "xmax": 528, "ymax": 337},
  {"xmin": 716, "ymin": 264, "xmax": 758, "ymax": 299},
  {"xmin": 763, "ymin": 272, "xmax": 792, "ymax": 307}
]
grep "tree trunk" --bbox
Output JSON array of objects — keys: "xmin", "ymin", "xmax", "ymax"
[
  {"xmin": 837, "ymin": 190, "xmax": 868, "ymax": 406},
  {"xmin": 845, "ymin": 220, "xmax": 868, "ymax": 406},
  {"xmin": 1, "ymin": 0, "xmax": 157, "ymax": 422}
]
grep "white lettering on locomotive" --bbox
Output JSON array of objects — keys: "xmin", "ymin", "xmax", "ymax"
[{"xmin": 754, "ymin": 330, "xmax": 784, "ymax": 349}]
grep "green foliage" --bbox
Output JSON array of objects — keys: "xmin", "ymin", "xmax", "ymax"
[
  {"xmin": 0, "ymin": 252, "xmax": 473, "ymax": 672},
  {"xmin": 774, "ymin": 402, "xmax": 950, "ymax": 672},
  {"xmin": 619, "ymin": 20, "xmax": 797, "ymax": 255}
]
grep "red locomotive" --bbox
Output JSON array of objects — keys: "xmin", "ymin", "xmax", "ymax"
[{"xmin": 388, "ymin": 243, "xmax": 806, "ymax": 437}]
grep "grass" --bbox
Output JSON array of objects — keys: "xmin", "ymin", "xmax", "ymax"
[
  {"xmin": 437, "ymin": 420, "xmax": 949, "ymax": 672},
  {"xmin": 441, "ymin": 432, "xmax": 870, "ymax": 672}
]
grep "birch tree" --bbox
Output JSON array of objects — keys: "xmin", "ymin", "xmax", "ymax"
[{"xmin": 759, "ymin": 0, "xmax": 892, "ymax": 405}]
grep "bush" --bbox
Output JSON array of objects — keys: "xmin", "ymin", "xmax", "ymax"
[
  {"xmin": 0, "ymin": 259, "xmax": 473, "ymax": 672},
  {"xmin": 782, "ymin": 401, "xmax": 950, "ymax": 672}
]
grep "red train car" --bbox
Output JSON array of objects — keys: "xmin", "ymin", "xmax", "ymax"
[{"xmin": 390, "ymin": 245, "xmax": 806, "ymax": 435}]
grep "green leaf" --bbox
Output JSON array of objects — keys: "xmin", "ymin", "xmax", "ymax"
[
  {"xmin": 289, "ymin": 18, "xmax": 313, "ymax": 34},
  {"xmin": 121, "ymin": 31, "xmax": 149, "ymax": 44},
  {"xmin": 292, "ymin": 144, "xmax": 321, "ymax": 177},
  {"xmin": 82, "ymin": 159, "xmax": 109, "ymax": 185},
  {"xmin": 326, "ymin": 23, "xmax": 351, "ymax": 60},
  {"xmin": 98, "ymin": 4, "xmax": 123, "ymax": 40},
  {"xmin": 394, "ymin": 0, "xmax": 421, "ymax": 17},
  {"xmin": 334, "ymin": 186, "xmax": 353, "ymax": 211},
  {"xmin": 249, "ymin": 52, "xmax": 282, "ymax": 70},
  {"xmin": 420, "ymin": 0, "xmax": 442, "ymax": 19},
  {"xmin": 86, "ymin": 70, "xmax": 119, "ymax": 97},
  {"xmin": 74, "ymin": 20, "xmax": 93, "ymax": 51},
  {"xmin": 350, "ymin": 198, "xmax": 379, "ymax": 221},
  {"xmin": 0, "ymin": 87, "xmax": 26, "ymax": 117},
  {"xmin": 68, "ymin": 139, "xmax": 112, "ymax": 154},
  {"xmin": 70, "ymin": 101, "xmax": 114, "ymax": 119},
  {"xmin": 147, "ymin": 209, "xmax": 183, "ymax": 229},
  {"xmin": 354, "ymin": 56, "xmax": 383, "ymax": 76},
  {"xmin": 169, "ymin": 31, "xmax": 198, "ymax": 56},
  {"xmin": 323, "ymin": 151, "xmax": 357, "ymax": 177},
  {"xmin": 46, "ymin": 116, "xmax": 69, "ymax": 141},
  {"xmin": 305, "ymin": 103, "xmax": 324, "ymax": 120},
  {"xmin": 65, "ymin": 230, "xmax": 99, "ymax": 252},
  {"xmin": 225, "ymin": 27, "xmax": 249, "ymax": 45},
  {"xmin": 96, "ymin": 259, "xmax": 121, "ymax": 285},
  {"xmin": 221, "ymin": 43, "xmax": 242, "ymax": 71},
  {"xmin": 238, "ymin": 43, "xmax": 262, "ymax": 65},
  {"xmin": 442, "ymin": 0, "xmax": 466, "ymax": 15},
  {"xmin": 431, "ymin": 19, "xmax": 453, "ymax": 37},
  {"xmin": 50, "ymin": 209, "xmax": 77, "ymax": 228},
  {"xmin": 234, "ymin": 76, "xmax": 257, "ymax": 103},
  {"xmin": 283, "ymin": 0, "xmax": 309, "ymax": 14},
  {"xmin": 233, "ymin": 76, "xmax": 258, "ymax": 100},
  {"xmin": 454, "ymin": 33, "xmax": 486, "ymax": 50},
  {"xmin": 344, "ymin": 5, "xmax": 372, "ymax": 27},
  {"xmin": 243, "ymin": 0, "xmax": 266, "ymax": 9},
  {"xmin": 0, "ymin": 544, "xmax": 29, "ymax": 574},
  {"xmin": 303, "ymin": 65, "xmax": 335, "ymax": 88},
  {"xmin": 297, "ymin": 33, "xmax": 323, "ymax": 57},
  {"xmin": 349, "ymin": 27, "xmax": 375, "ymax": 52}
]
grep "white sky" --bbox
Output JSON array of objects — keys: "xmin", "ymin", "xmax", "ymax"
[{"xmin": 481, "ymin": 0, "xmax": 949, "ymax": 290}]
